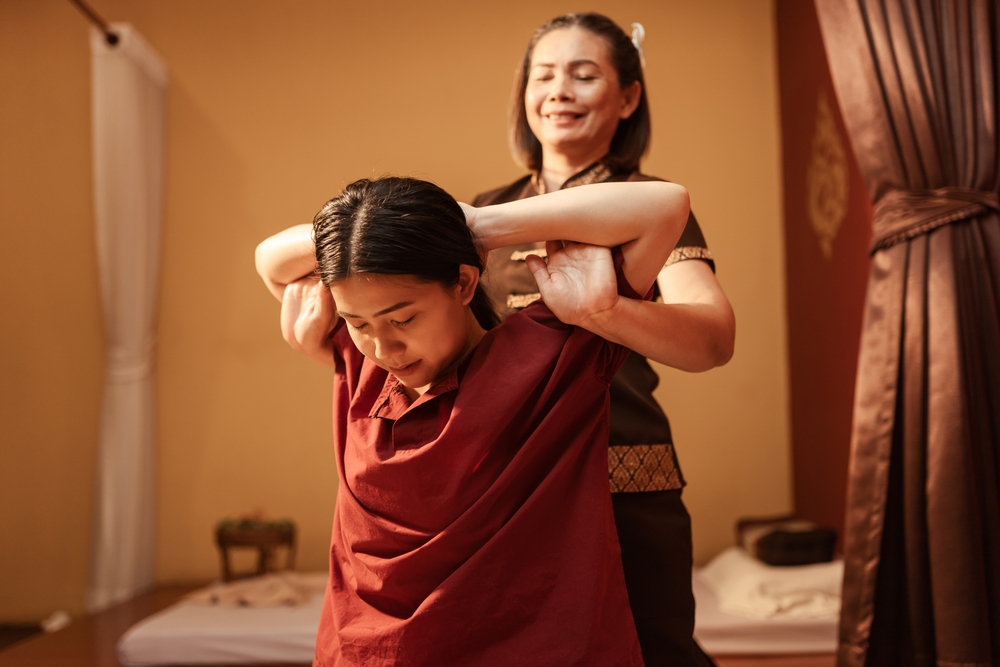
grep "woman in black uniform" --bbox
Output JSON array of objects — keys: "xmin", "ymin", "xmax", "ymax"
[{"xmin": 472, "ymin": 13, "xmax": 734, "ymax": 666}]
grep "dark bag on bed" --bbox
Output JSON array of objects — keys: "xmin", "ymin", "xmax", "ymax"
[{"xmin": 736, "ymin": 515, "xmax": 837, "ymax": 566}]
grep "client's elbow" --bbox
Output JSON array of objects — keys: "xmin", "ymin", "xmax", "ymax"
[
  {"xmin": 254, "ymin": 242, "xmax": 266, "ymax": 280},
  {"xmin": 663, "ymin": 183, "xmax": 690, "ymax": 223},
  {"xmin": 254, "ymin": 238, "xmax": 286, "ymax": 301},
  {"xmin": 653, "ymin": 183, "xmax": 691, "ymax": 246}
]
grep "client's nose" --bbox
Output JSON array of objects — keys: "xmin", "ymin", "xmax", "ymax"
[{"xmin": 373, "ymin": 335, "xmax": 404, "ymax": 361}]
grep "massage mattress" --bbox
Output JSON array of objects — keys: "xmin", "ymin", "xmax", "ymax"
[
  {"xmin": 692, "ymin": 547, "xmax": 840, "ymax": 655},
  {"xmin": 118, "ymin": 562, "xmax": 838, "ymax": 664},
  {"xmin": 117, "ymin": 573, "xmax": 326, "ymax": 666}
]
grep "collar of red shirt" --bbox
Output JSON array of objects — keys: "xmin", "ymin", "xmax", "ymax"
[{"xmin": 367, "ymin": 363, "xmax": 462, "ymax": 421}]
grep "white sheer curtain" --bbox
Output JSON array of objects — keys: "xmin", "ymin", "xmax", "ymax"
[{"xmin": 86, "ymin": 24, "xmax": 167, "ymax": 612}]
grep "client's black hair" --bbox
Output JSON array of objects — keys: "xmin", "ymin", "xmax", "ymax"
[{"xmin": 313, "ymin": 177, "xmax": 500, "ymax": 331}]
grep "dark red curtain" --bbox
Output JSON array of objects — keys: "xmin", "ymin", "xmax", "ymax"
[{"xmin": 814, "ymin": 2, "xmax": 1000, "ymax": 666}]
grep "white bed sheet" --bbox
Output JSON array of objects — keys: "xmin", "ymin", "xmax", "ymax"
[
  {"xmin": 693, "ymin": 570, "xmax": 838, "ymax": 655},
  {"xmin": 117, "ymin": 574, "xmax": 326, "ymax": 666}
]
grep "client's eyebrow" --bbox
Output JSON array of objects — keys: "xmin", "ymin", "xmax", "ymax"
[{"xmin": 338, "ymin": 301, "xmax": 413, "ymax": 319}]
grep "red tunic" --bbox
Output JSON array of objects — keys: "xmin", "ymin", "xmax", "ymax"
[{"xmin": 314, "ymin": 253, "xmax": 647, "ymax": 667}]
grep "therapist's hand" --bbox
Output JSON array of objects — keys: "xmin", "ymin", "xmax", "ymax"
[{"xmin": 526, "ymin": 241, "xmax": 618, "ymax": 327}]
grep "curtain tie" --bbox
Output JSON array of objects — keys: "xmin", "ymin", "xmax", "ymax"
[{"xmin": 870, "ymin": 187, "xmax": 999, "ymax": 254}]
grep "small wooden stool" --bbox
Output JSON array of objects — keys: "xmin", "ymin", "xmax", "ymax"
[{"xmin": 215, "ymin": 519, "xmax": 296, "ymax": 582}]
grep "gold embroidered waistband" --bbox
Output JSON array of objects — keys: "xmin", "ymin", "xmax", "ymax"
[{"xmin": 608, "ymin": 443, "xmax": 683, "ymax": 493}]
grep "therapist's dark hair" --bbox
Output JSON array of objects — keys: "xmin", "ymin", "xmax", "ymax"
[
  {"xmin": 509, "ymin": 13, "xmax": 651, "ymax": 173},
  {"xmin": 313, "ymin": 177, "xmax": 500, "ymax": 331}
]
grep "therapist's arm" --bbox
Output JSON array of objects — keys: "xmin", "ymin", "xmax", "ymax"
[
  {"xmin": 468, "ymin": 181, "xmax": 689, "ymax": 297},
  {"xmin": 584, "ymin": 260, "xmax": 734, "ymax": 371}
]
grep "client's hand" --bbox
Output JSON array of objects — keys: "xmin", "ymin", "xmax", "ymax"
[
  {"xmin": 525, "ymin": 241, "xmax": 618, "ymax": 327},
  {"xmin": 280, "ymin": 276, "xmax": 337, "ymax": 367}
]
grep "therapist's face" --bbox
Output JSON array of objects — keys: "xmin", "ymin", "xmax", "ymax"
[{"xmin": 524, "ymin": 27, "xmax": 639, "ymax": 160}]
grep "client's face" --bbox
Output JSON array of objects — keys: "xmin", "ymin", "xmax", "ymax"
[{"xmin": 331, "ymin": 270, "xmax": 480, "ymax": 398}]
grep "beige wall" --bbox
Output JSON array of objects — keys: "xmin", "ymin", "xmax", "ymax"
[
  {"xmin": 0, "ymin": 0, "xmax": 789, "ymax": 621},
  {"xmin": 1, "ymin": 0, "xmax": 105, "ymax": 623}
]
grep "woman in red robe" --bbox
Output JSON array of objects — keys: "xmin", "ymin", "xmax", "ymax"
[{"xmin": 256, "ymin": 176, "xmax": 690, "ymax": 665}]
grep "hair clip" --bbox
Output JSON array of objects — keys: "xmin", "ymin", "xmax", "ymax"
[{"xmin": 631, "ymin": 22, "xmax": 646, "ymax": 69}]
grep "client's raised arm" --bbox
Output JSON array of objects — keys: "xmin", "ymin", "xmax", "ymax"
[
  {"xmin": 255, "ymin": 223, "xmax": 338, "ymax": 367},
  {"xmin": 255, "ymin": 224, "xmax": 317, "ymax": 300},
  {"xmin": 469, "ymin": 181, "xmax": 689, "ymax": 297}
]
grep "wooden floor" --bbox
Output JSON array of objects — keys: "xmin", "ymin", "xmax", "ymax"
[
  {"xmin": 714, "ymin": 655, "xmax": 836, "ymax": 667},
  {"xmin": 0, "ymin": 627, "xmax": 41, "ymax": 653},
  {"xmin": 0, "ymin": 586, "xmax": 836, "ymax": 667},
  {"xmin": 0, "ymin": 586, "xmax": 297, "ymax": 667}
]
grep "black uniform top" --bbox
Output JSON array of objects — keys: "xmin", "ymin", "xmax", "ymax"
[{"xmin": 472, "ymin": 161, "xmax": 714, "ymax": 493}]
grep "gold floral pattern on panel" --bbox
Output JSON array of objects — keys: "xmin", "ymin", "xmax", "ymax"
[
  {"xmin": 608, "ymin": 444, "xmax": 683, "ymax": 492},
  {"xmin": 806, "ymin": 89, "xmax": 849, "ymax": 259}
]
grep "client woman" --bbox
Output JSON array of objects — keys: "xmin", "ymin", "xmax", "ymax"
[{"xmin": 256, "ymin": 177, "xmax": 689, "ymax": 665}]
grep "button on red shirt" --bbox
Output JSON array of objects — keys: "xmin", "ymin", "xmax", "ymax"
[{"xmin": 315, "ymin": 251, "xmax": 649, "ymax": 667}]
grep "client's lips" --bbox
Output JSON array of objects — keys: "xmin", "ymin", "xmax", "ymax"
[{"xmin": 389, "ymin": 360, "xmax": 421, "ymax": 377}]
